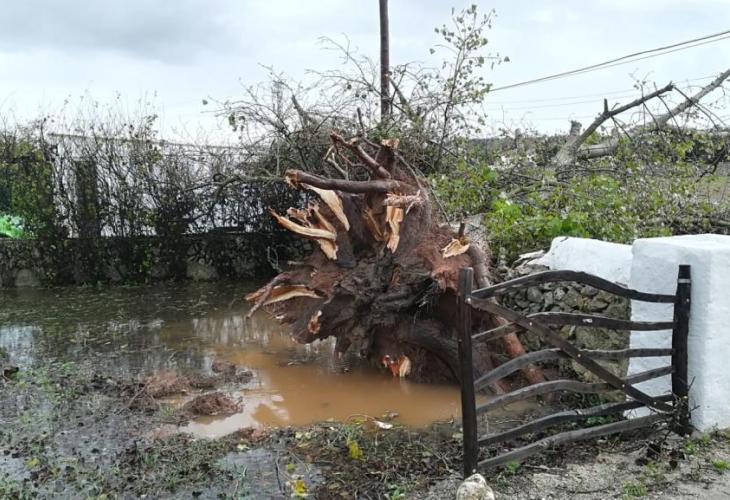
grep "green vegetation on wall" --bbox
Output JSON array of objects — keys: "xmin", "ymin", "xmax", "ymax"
[{"xmin": 0, "ymin": 214, "xmax": 26, "ymax": 239}]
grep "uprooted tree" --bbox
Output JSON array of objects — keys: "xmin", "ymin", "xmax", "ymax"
[
  {"xmin": 245, "ymin": 130, "xmax": 542, "ymax": 392},
  {"xmin": 233, "ymin": 6, "xmax": 728, "ymax": 390}
]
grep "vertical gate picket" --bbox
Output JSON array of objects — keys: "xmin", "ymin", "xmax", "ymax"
[
  {"xmin": 672, "ymin": 264, "xmax": 691, "ymax": 435},
  {"xmin": 457, "ymin": 267, "xmax": 478, "ymax": 477}
]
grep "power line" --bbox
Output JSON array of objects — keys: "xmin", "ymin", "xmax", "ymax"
[
  {"xmin": 485, "ymin": 75, "xmax": 716, "ymax": 104},
  {"xmin": 482, "ymin": 79, "xmax": 721, "ymax": 112},
  {"xmin": 490, "ymin": 29, "xmax": 730, "ymax": 92},
  {"xmin": 483, "ymin": 94, "xmax": 637, "ymax": 111}
]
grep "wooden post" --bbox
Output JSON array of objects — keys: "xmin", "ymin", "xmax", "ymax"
[
  {"xmin": 672, "ymin": 264, "xmax": 691, "ymax": 435},
  {"xmin": 378, "ymin": 0, "xmax": 391, "ymax": 120},
  {"xmin": 458, "ymin": 267, "xmax": 478, "ymax": 477}
]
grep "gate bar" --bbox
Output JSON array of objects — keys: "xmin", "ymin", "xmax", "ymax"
[{"xmin": 457, "ymin": 267, "xmax": 478, "ymax": 477}]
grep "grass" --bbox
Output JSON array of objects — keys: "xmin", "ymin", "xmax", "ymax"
[
  {"xmin": 622, "ymin": 481, "xmax": 648, "ymax": 498},
  {"xmin": 712, "ymin": 459, "xmax": 730, "ymax": 473},
  {"xmin": 288, "ymin": 420, "xmax": 460, "ymax": 498},
  {"xmin": 385, "ymin": 484, "xmax": 407, "ymax": 500},
  {"xmin": 640, "ymin": 461, "xmax": 666, "ymax": 484},
  {"xmin": 503, "ymin": 461, "xmax": 521, "ymax": 475},
  {"xmin": 0, "ymin": 476, "xmax": 34, "ymax": 500},
  {"xmin": 684, "ymin": 433, "xmax": 713, "ymax": 455}
]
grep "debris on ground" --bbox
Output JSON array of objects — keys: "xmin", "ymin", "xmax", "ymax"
[
  {"xmin": 142, "ymin": 370, "xmax": 192, "ymax": 398},
  {"xmin": 181, "ymin": 391, "xmax": 241, "ymax": 416},
  {"xmin": 187, "ymin": 373, "xmax": 219, "ymax": 389},
  {"xmin": 3, "ymin": 363, "xmax": 730, "ymax": 499},
  {"xmin": 456, "ymin": 473, "xmax": 494, "ymax": 500},
  {"xmin": 212, "ymin": 358, "xmax": 255, "ymax": 384},
  {"xmin": 212, "ymin": 357, "xmax": 237, "ymax": 376}
]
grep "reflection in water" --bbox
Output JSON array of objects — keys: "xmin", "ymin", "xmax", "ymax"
[{"xmin": 0, "ymin": 282, "xmax": 474, "ymax": 436}]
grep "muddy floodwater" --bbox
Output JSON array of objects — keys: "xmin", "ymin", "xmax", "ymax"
[{"xmin": 1, "ymin": 281, "xmax": 473, "ymax": 437}]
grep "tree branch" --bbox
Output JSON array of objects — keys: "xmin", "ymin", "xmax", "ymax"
[
  {"xmin": 576, "ymin": 68, "xmax": 730, "ymax": 161},
  {"xmin": 554, "ymin": 83, "xmax": 674, "ymax": 167},
  {"xmin": 286, "ymin": 169, "xmax": 416, "ymax": 194},
  {"xmin": 329, "ymin": 131, "xmax": 391, "ymax": 178}
]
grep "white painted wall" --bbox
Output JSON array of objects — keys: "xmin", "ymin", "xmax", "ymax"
[
  {"xmin": 534, "ymin": 236, "xmax": 632, "ymax": 284},
  {"xmin": 627, "ymin": 235, "xmax": 730, "ymax": 431},
  {"xmin": 535, "ymin": 235, "xmax": 730, "ymax": 431}
]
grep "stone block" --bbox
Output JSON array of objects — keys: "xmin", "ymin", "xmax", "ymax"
[{"xmin": 14, "ymin": 269, "xmax": 40, "ymax": 288}]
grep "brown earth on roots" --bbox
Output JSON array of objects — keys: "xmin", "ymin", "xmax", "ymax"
[
  {"xmin": 212, "ymin": 358, "xmax": 237, "ymax": 376},
  {"xmin": 182, "ymin": 392, "xmax": 241, "ymax": 416},
  {"xmin": 246, "ymin": 132, "xmax": 544, "ymax": 392},
  {"xmin": 143, "ymin": 370, "xmax": 192, "ymax": 398},
  {"xmin": 212, "ymin": 358, "xmax": 255, "ymax": 384}
]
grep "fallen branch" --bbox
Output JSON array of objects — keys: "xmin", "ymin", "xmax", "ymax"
[
  {"xmin": 554, "ymin": 68, "xmax": 730, "ymax": 167},
  {"xmin": 554, "ymin": 83, "xmax": 674, "ymax": 167}
]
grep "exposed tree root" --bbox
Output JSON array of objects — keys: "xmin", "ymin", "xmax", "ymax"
[{"xmin": 247, "ymin": 132, "xmax": 544, "ymax": 390}]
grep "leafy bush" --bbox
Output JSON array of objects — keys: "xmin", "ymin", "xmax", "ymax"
[
  {"xmin": 431, "ymin": 150, "xmax": 718, "ymax": 261},
  {"xmin": 0, "ymin": 214, "xmax": 26, "ymax": 239},
  {"xmin": 0, "ymin": 134, "xmax": 59, "ymax": 238}
]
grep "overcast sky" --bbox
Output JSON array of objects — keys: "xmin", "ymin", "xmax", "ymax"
[{"xmin": 1, "ymin": 0, "xmax": 729, "ymax": 143}]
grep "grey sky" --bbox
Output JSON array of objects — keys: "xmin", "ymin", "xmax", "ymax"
[{"xmin": 1, "ymin": 0, "xmax": 729, "ymax": 142}]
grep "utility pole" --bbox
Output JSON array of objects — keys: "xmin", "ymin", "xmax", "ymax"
[{"xmin": 379, "ymin": 0, "xmax": 391, "ymax": 120}]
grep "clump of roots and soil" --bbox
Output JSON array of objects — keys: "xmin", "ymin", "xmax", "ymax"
[
  {"xmin": 181, "ymin": 391, "xmax": 241, "ymax": 416},
  {"xmin": 246, "ymin": 132, "xmax": 543, "ymax": 391},
  {"xmin": 140, "ymin": 360, "xmax": 253, "ymax": 399}
]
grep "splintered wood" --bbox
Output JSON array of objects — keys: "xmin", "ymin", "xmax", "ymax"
[{"xmin": 247, "ymin": 131, "xmax": 543, "ymax": 388}]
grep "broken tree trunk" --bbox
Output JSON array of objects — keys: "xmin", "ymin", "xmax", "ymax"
[
  {"xmin": 247, "ymin": 131, "xmax": 544, "ymax": 392},
  {"xmin": 554, "ymin": 67, "xmax": 730, "ymax": 168}
]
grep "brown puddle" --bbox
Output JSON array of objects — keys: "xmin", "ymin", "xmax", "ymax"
[
  {"xmin": 176, "ymin": 312, "xmax": 478, "ymax": 438},
  {"xmin": 1, "ymin": 282, "xmax": 492, "ymax": 438}
]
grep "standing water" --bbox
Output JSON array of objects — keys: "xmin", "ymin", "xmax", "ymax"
[{"xmin": 0, "ymin": 282, "xmax": 474, "ymax": 437}]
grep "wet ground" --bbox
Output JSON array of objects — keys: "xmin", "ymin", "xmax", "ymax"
[
  {"xmin": 0, "ymin": 282, "xmax": 470, "ymax": 435},
  {"xmin": 3, "ymin": 282, "xmax": 729, "ymax": 499},
  {"xmin": 0, "ymin": 281, "xmax": 471, "ymax": 498}
]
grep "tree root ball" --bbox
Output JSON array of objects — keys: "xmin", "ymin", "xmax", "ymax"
[{"xmin": 246, "ymin": 132, "xmax": 544, "ymax": 390}]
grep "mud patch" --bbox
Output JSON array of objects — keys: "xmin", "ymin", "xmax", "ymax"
[
  {"xmin": 142, "ymin": 370, "xmax": 192, "ymax": 398},
  {"xmin": 182, "ymin": 391, "xmax": 241, "ymax": 416}
]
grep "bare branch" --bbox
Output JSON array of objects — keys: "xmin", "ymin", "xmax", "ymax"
[
  {"xmin": 554, "ymin": 83, "xmax": 674, "ymax": 167},
  {"xmin": 577, "ymin": 68, "xmax": 730, "ymax": 161},
  {"xmin": 329, "ymin": 131, "xmax": 391, "ymax": 178},
  {"xmin": 286, "ymin": 169, "xmax": 416, "ymax": 194}
]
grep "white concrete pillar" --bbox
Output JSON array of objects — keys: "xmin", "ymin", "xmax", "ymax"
[{"xmin": 628, "ymin": 234, "xmax": 730, "ymax": 431}]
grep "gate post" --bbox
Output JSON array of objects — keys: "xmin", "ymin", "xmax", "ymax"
[
  {"xmin": 672, "ymin": 265, "xmax": 691, "ymax": 435},
  {"xmin": 458, "ymin": 267, "xmax": 478, "ymax": 477}
]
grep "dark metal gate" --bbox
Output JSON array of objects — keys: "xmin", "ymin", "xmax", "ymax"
[{"xmin": 457, "ymin": 265, "xmax": 691, "ymax": 476}]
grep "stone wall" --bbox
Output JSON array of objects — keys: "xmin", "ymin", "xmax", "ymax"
[
  {"xmin": 0, "ymin": 233, "xmax": 306, "ymax": 287},
  {"xmin": 497, "ymin": 261, "xmax": 630, "ymax": 382}
]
